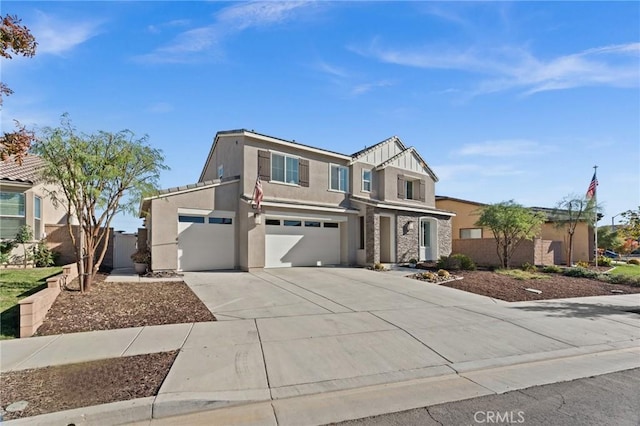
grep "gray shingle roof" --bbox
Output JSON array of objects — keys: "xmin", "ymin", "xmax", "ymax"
[{"xmin": 0, "ymin": 155, "xmax": 45, "ymax": 184}]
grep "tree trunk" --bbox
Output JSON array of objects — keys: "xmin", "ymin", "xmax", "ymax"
[{"xmin": 84, "ymin": 246, "xmax": 94, "ymax": 292}]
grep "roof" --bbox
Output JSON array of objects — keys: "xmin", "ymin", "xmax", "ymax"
[
  {"xmin": 435, "ymin": 195, "xmax": 487, "ymax": 207},
  {"xmin": 351, "ymin": 136, "xmax": 406, "ymax": 160},
  {"xmin": 0, "ymin": 155, "xmax": 45, "ymax": 184},
  {"xmin": 375, "ymin": 146, "xmax": 439, "ymax": 182}
]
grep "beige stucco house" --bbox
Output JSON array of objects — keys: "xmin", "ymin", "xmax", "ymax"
[
  {"xmin": 141, "ymin": 129, "xmax": 455, "ymax": 272},
  {"xmin": 435, "ymin": 196, "xmax": 593, "ymax": 265},
  {"xmin": 1, "ymin": 156, "xmax": 67, "ymax": 260}
]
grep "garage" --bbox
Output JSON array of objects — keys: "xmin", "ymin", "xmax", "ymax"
[
  {"xmin": 177, "ymin": 210, "xmax": 235, "ymax": 271},
  {"xmin": 265, "ymin": 217, "xmax": 341, "ymax": 268}
]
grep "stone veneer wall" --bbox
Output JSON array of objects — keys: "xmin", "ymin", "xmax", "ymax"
[
  {"xmin": 365, "ymin": 205, "xmax": 380, "ymax": 264},
  {"xmin": 436, "ymin": 216, "xmax": 452, "ymax": 258},
  {"xmin": 396, "ymin": 213, "xmax": 420, "ymax": 262}
]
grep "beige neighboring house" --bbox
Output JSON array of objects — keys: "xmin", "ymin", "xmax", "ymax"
[
  {"xmin": 0, "ymin": 156, "xmax": 67, "ymax": 260},
  {"xmin": 435, "ymin": 196, "xmax": 593, "ymax": 266},
  {"xmin": 141, "ymin": 129, "xmax": 455, "ymax": 272}
]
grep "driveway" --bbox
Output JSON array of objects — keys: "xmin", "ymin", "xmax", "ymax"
[{"xmin": 157, "ymin": 267, "xmax": 640, "ymax": 420}]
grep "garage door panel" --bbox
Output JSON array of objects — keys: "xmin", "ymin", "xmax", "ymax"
[
  {"xmin": 178, "ymin": 221, "xmax": 235, "ymax": 271},
  {"xmin": 265, "ymin": 222, "xmax": 340, "ymax": 268}
]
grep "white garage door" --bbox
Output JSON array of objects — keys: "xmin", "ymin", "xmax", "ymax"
[
  {"xmin": 265, "ymin": 218, "xmax": 340, "ymax": 268},
  {"xmin": 177, "ymin": 213, "xmax": 235, "ymax": 271}
]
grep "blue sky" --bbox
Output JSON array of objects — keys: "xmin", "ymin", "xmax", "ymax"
[{"xmin": 3, "ymin": 1, "xmax": 639, "ymax": 233}]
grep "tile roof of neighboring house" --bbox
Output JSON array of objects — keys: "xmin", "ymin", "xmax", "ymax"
[{"xmin": 0, "ymin": 155, "xmax": 45, "ymax": 184}]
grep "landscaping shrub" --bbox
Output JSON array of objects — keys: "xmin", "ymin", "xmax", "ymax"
[
  {"xmin": 437, "ymin": 269, "xmax": 450, "ymax": 278},
  {"xmin": 436, "ymin": 254, "xmax": 476, "ymax": 271},
  {"xmin": 521, "ymin": 262, "xmax": 537, "ymax": 273},
  {"xmin": 541, "ymin": 265, "xmax": 562, "ymax": 274},
  {"xmin": 421, "ymin": 271, "xmax": 437, "ymax": 281},
  {"xmin": 628, "ymin": 259, "xmax": 640, "ymax": 266},
  {"xmin": 563, "ymin": 267, "xmax": 599, "ymax": 279},
  {"xmin": 32, "ymin": 241, "xmax": 56, "ymax": 267},
  {"xmin": 602, "ymin": 274, "xmax": 640, "ymax": 287},
  {"xmin": 576, "ymin": 260, "xmax": 590, "ymax": 269},
  {"xmin": 596, "ymin": 256, "xmax": 612, "ymax": 267},
  {"xmin": 373, "ymin": 262, "xmax": 385, "ymax": 271}
]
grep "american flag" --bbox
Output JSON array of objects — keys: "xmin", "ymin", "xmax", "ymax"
[
  {"xmin": 586, "ymin": 172, "xmax": 598, "ymax": 199},
  {"xmin": 254, "ymin": 177, "xmax": 264, "ymax": 210}
]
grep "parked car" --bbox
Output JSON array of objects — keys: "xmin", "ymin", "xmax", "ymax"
[{"xmin": 603, "ymin": 249, "xmax": 619, "ymax": 258}]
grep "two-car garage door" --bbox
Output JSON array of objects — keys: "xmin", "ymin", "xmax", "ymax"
[{"xmin": 265, "ymin": 218, "xmax": 340, "ymax": 268}]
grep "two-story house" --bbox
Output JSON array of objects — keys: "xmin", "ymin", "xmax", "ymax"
[{"xmin": 140, "ymin": 130, "xmax": 454, "ymax": 271}]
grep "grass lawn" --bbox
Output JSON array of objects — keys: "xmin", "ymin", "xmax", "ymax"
[
  {"xmin": 610, "ymin": 263, "xmax": 640, "ymax": 277},
  {"xmin": 0, "ymin": 267, "xmax": 62, "ymax": 340}
]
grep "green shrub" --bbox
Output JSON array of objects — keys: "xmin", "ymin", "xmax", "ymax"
[
  {"xmin": 373, "ymin": 262, "xmax": 385, "ymax": 271},
  {"xmin": 521, "ymin": 262, "xmax": 537, "ymax": 273},
  {"xmin": 596, "ymin": 256, "xmax": 612, "ymax": 267},
  {"xmin": 420, "ymin": 271, "xmax": 437, "ymax": 281},
  {"xmin": 563, "ymin": 267, "xmax": 599, "ymax": 279},
  {"xmin": 437, "ymin": 269, "xmax": 450, "ymax": 278},
  {"xmin": 628, "ymin": 259, "xmax": 640, "ymax": 266},
  {"xmin": 576, "ymin": 260, "xmax": 590, "ymax": 268},
  {"xmin": 541, "ymin": 265, "xmax": 562, "ymax": 274},
  {"xmin": 408, "ymin": 258, "xmax": 418, "ymax": 265},
  {"xmin": 32, "ymin": 241, "xmax": 56, "ymax": 267},
  {"xmin": 436, "ymin": 254, "xmax": 476, "ymax": 271}
]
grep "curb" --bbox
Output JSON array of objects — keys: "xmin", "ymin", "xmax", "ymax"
[{"xmin": 4, "ymin": 345, "xmax": 639, "ymax": 426}]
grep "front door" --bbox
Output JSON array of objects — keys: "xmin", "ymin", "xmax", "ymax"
[{"xmin": 419, "ymin": 218, "xmax": 432, "ymax": 261}]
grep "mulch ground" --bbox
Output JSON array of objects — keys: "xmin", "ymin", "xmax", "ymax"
[
  {"xmin": 442, "ymin": 270, "xmax": 640, "ymax": 302},
  {"xmin": 0, "ymin": 351, "xmax": 177, "ymax": 420},
  {"xmin": 35, "ymin": 273, "xmax": 215, "ymax": 336}
]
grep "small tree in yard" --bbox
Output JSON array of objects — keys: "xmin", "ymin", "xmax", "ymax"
[
  {"xmin": 34, "ymin": 115, "xmax": 168, "ymax": 291},
  {"xmin": 15, "ymin": 224, "xmax": 33, "ymax": 268},
  {"xmin": 475, "ymin": 200, "xmax": 546, "ymax": 269},
  {"xmin": 619, "ymin": 207, "xmax": 640, "ymax": 241},
  {"xmin": 551, "ymin": 194, "xmax": 600, "ymax": 266}
]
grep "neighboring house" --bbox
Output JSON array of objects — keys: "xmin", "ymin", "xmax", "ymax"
[
  {"xmin": 141, "ymin": 129, "xmax": 454, "ymax": 272},
  {"xmin": 0, "ymin": 156, "xmax": 67, "ymax": 261},
  {"xmin": 435, "ymin": 196, "xmax": 593, "ymax": 266}
]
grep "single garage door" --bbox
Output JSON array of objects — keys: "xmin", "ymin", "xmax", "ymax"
[
  {"xmin": 177, "ymin": 213, "xmax": 235, "ymax": 271},
  {"xmin": 265, "ymin": 218, "xmax": 340, "ymax": 268}
]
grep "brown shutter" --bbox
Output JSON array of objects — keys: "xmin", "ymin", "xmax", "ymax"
[
  {"xmin": 418, "ymin": 179, "xmax": 426, "ymax": 202},
  {"xmin": 299, "ymin": 159, "xmax": 309, "ymax": 187},
  {"xmin": 397, "ymin": 175, "xmax": 405, "ymax": 199},
  {"xmin": 258, "ymin": 150, "xmax": 270, "ymax": 180}
]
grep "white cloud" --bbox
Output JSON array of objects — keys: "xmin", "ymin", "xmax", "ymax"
[
  {"xmin": 138, "ymin": 1, "xmax": 318, "ymax": 63},
  {"xmin": 456, "ymin": 140, "xmax": 554, "ymax": 157},
  {"xmin": 31, "ymin": 11, "xmax": 101, "ymax": 55},
  {"xmin": 354, "ymin": 39, "xmax": 640, "ymax": 96},
  {"xmin": 146, "ymin": 102, "xmax": 173, "ymax": 114},
  {"xmin": 350, "ymin": 79, "xmax": 395, "ymax": 96}
]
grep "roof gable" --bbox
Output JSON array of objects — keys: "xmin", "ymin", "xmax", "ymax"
[
  {"xmin": 0, "ymin": 155, "xmax": 45, "ymax": 184},
  {"xmin": 375, "ymin": 147, "xmax": 439, "ymax": 182},
  {"xmin": 351, "ymin": 136, "xmax": 406, "ymax": 165}
]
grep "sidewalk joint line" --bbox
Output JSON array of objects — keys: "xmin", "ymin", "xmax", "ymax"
[
  {"xmin": 255, "ymin": 318, "xmax": 274, "ymax": 401},
  {"xmin": 9, "ymin": 334, "xmax": 62, "ymax": 371},
  {"xmin": 121, "ymin": 326, "xmax": 145, "ymax": 356}
]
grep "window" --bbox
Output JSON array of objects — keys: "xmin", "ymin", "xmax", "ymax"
[
  {"xmin": 305, "ymin": 221, "xmax": 321, "ymax": 227},
  {"xmin": 34, "ymin": 196, "xmax": 42, "ymax": 240},
  {"xmin": 330, "ymin": 165, "xmax": 349, "ymax": 192},
  {"xmin": 209, "ymin": 217, "xmax": 232, "ymax": 225},
  {"xmin": 271, "ymin": 153, "xmax": 299, "ymax": 185},
  {"xmin": 359, "ymin": 216, "xmax": 365, "ymax": 249},
  {"xmin": 178, "ymin": 215, "xmax": 205, "ymax": 223},
  {"xmin": 405, "ymin": 180, "xmax": 414, "ymax": 200},
  {"xmin": 460, "ymin": 228, "xmax": 482, "ymax": 239},
  {"xmin": 217, "ymin": 165, "xmax": 224, "ymax": 179},
  {"xmin": 362, "ymin": 170, "xmax": 371, "ymax": 192},
  {"xmin": 266, "ymin": 219, "xmax": 281, "ymax": 226},
  {"xmin": 324, "ymin": 222, "xmax": 339, "ymax": 228},
  {"xmin": 0, "ymin": 192, "xmax": 26, "ymax": 239},
  {"xmin": 284, "ymin": 220, "xmax": 302, "ymax": 227}
]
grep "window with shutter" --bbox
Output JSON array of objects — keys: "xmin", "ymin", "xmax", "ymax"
[{"xmin": 418, "ymin": 179, "xmax": 426, "ymax": 202}]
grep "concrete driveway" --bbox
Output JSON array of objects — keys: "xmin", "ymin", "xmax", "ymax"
[{"xmin": 153, "ymin": 267, "xmax": 640, "ymax": 423}]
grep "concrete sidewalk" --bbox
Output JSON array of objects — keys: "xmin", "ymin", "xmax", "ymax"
[{"xmin": 2, "ymin": 267, "xmax": 639, "ymax": 425}]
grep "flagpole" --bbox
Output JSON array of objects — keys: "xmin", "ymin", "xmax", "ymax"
[{"xmin": 593, "ymin": 165, "xmax": 598, "ymax": 267}]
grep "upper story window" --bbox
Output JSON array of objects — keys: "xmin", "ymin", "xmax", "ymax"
[
  {"xmin": 0, "ymin": 192, "xmax": 26, "ymax": 239},
  {"xmin": 362, "ymin": 170, "xmax": 372, "ymax": 192},
  {"xmin": 217, "ymin": 165, "xmax": 224, "ymax": 179},
  {"xmin": 272, "ymin": 153, "xmax": 299, "ymax": 185},
  {"xmin": 460, "ymin": 228, "xmax": 482, "ymax": 239},
  {"xmin": 397, "ymin": 175, "xmax": 425, "ymax": 202},
  {"xmin": 405, "ymin": 180, "xmax": 415, "ymax": 200},
  {"xmin": 330, "ymin": 164, "xmax": 349, "ymax": 192}
]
